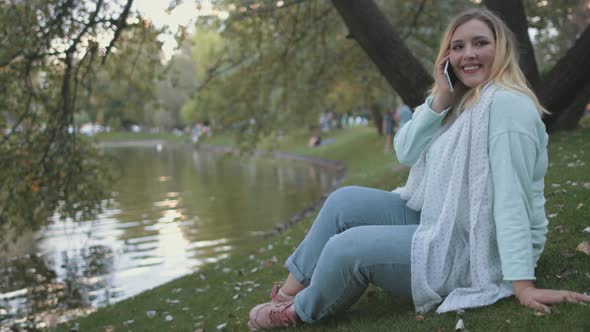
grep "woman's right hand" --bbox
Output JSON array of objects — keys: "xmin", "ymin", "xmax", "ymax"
[{"xmin": 431, "ymin": 54, "xmax": 455, "ymax": 113}]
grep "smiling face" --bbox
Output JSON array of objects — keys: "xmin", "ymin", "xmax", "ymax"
[{"xmin": 449, "ymin": 18, "xmax": 496, "ymax": 88}]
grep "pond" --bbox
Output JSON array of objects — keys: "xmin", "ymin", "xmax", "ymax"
[{"xmin": 0, "ymin": 143, "xmax": 339, "ymax": 329}]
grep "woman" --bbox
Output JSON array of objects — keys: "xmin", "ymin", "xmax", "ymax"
[{"xmin": 247, "ymin": 8, "xmax": 590, "ymax": 330}]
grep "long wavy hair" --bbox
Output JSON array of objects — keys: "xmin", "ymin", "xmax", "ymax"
[{"xmin": 430, "ymin": 8, "xmax": 547, "ymax": 116}]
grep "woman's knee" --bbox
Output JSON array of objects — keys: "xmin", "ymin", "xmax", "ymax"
[
  {"xmin": 324, "ymin": 186, "xmax": 362, "ymax": 210},
  {"xmin": 322, "ymin": 229, "xmax": 364, "ymax": 266}
]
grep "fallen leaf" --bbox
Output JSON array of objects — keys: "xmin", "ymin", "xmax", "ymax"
[
  {"xmin": 216, "ymin": 322, "xmax": 228, "ymax": 330},
  {"xmin": 259, "ymin": 260, "xmax": 273, "ymax": 268},
  {"xmin": 576, "ymin": 203, "xmax": 584, "ymax": 210},
  {"xmin": 561, "ymin": 249, "xmax": 576, "ymax": 258},
  {"xmin": 548, "ymin": 213, "xmax": 558, "ymax": 219},
  {"xmin": 165, "ymin": 314, "xmax": 174, "ymax": 321},
  {"xmin": 103, "ymin": 326, "xmax": 115, "ymax": 332},
  {"xmin": 582, "ymin": 227, "xmax": 590, "ymax": 234},
  {"xmin": 455, "ymin": 318, "xmax": 465, "ymax": 331},
  {"xmin": 555, "ymin": 266, "xmax": 577, "ymax": 279},
  {"xmin": 194, "ymin": 329, "xmax": 204, "ymax": 332},
  {"xmin": 415, "ymin": 315, "xmax": 425, "ymax": 321},
  {"xmin": 551, "ymin": 225, "xmax": 566, "ymax": 233},
  {"xmin": 577, "ymin": 241, "xmax": 590, "ymax": 255},
  {"xmin": 146, "ymin": 310, "xmax": 157, "ymax": 318}
]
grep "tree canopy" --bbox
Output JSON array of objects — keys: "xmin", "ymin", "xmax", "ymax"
[{"xmin": 2, "ymin": 0, "xmax": 589, "ymax": 232}]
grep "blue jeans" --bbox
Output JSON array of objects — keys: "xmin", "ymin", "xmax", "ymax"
[{"xmin": 285, "ymin": 186, "xmax": 420, "ymax": 323}]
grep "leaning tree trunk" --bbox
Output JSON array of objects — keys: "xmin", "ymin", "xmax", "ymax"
[
  {"xmin": 331, "ymin": 0, "xmax": 433, "ymax": 108},
  {"xmin": 535, "ymin": 25, "xmax": 590, "ymax": 131},
  {"xmin": 551, "ymin": 79, "xmax": 590, "ymax": 130}
]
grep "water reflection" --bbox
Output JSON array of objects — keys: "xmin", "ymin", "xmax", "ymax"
[{"xmin": 0, "ymin": 144, "xmax": 338, "ymax": 329}]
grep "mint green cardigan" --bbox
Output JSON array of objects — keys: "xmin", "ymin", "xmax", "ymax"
[{"xmin": 394, "ymin": 89, "xmax": 549, "ymax": 281}]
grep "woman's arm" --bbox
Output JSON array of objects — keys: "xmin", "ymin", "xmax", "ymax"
[
  {"xmin": 489, "ymin": 91, "xmax": 590, "ymax": 310},
  {"xmin": 394, "ymin": 53, "xmax": 456, "ymax": 166},
  {"xmin": 393, "ymin": 96, "xmax": 450, "ymax": 165}
]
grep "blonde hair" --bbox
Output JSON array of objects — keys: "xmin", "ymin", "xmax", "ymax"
[{"xmin": 431, "ymin": 8, "xmax": 547, "ymax": 116}]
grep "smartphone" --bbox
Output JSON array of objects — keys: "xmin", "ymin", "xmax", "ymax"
[{"xmin": 444, "ymin": 60, "xmax": 458, "ymax": 92}]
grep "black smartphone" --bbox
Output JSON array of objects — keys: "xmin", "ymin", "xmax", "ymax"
[{"xmin": 444, "ymin": 60, "xmax": 458, "ymax": 92}]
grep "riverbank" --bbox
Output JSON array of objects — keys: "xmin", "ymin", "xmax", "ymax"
[{"xmin": 55, "ymin": 127, "xmax": 590, "ymax": 331}]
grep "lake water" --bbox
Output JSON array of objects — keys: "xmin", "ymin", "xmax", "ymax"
[{"xmin": 0, "ymin": 143, "xmax": 338, "ymax": 329}]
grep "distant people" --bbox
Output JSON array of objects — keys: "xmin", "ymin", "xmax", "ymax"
[
  {"xmin": 340, "ymin": 113, "xmax": 349, "ymax": 129},
  {"xmin": 394, "ymin": 104, "xmax": 413, "ymax": 130},
  {"xmin": 383, "ymin": 108, "xmax": 395, "ymax": 152},
  {"xmin": 191, "ymin": 122, "xmax": 202, "ymax": 143},
  {"xmin": 308, "ymin": 135, "xmax": 322, "ymax": 148},
  {"xmin": 308, "ymin": 127, "xmax": 322, "ymax": 147}
]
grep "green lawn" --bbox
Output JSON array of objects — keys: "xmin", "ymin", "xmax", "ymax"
[
  {"xmin": 95, "ymin": 131, "xmax": 186, "ymax": 143},
  {"xmin": 54, "ymin": 127, "xmax": 590, "ymax": 332}
]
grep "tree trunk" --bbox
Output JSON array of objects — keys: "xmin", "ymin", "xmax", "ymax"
[
  {"xmin": 535, "ymin": 25, "xmax": 590, "ymax": 130},
  {"xmin": 484, "ymin": 0, "xmax": 540, "ymax": 86},
  {"xmin": 550, "ymin": 79, "xmax": 590, "ymax": 130},
  {"xmin": 370, "ymin": 105, "xmax": 383, "ymax": 135},
  {"xmin": 331, "ymin": 0, "xmax": 433, "ymax": 108}
]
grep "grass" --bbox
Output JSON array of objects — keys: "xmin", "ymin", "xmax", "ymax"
[
  {"xmin": 54, "ymin": 127, "xmax": 590, "ymax": 332},
  {"xmin": 95, "ymin": 131, "xmax": 185, "ymax": 143}
]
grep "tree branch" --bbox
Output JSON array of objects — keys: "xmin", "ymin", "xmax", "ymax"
[
  {"xmin": 103, "ymin": 0, "xmax": 134, "ymax": 63},
  {"xmin": 401, "ymin": 0, "xmax": 428, "ymax": 41}
]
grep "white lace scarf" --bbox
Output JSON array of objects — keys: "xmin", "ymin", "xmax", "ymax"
[{"xmin": 399, "ymin": 83, "xmax": 513, "ymax": 314}]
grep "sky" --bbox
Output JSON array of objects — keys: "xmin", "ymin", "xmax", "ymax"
[
  {"xmin": 133, "ymin": 0, "xmax": 197, "ymax": 59},
  {"xmin": 133, "ymin": 0, "xmax": 228, "ymax": 60}
]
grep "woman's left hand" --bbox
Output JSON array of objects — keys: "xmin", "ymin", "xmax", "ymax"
[{"xmin": 515, "ymin": 285, "xmax": 590, "ymax": 312}]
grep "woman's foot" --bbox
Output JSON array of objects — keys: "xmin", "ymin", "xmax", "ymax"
[
  {"xmin": 270, "ymin": 284, "xmax": 295, "ymax": 303},
  {"xmin": 248, "ymin": 299, "xmax": 300, "ymax": 331}
]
